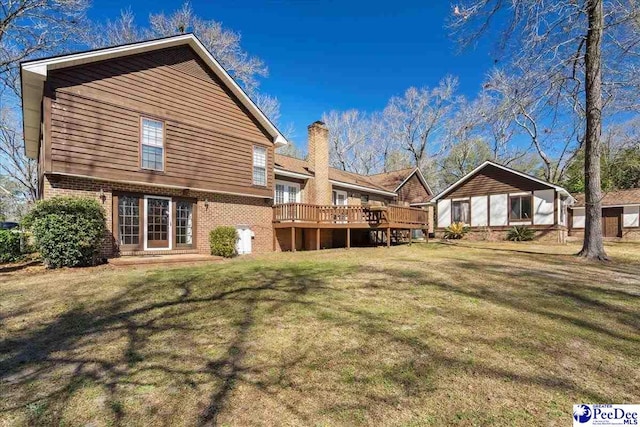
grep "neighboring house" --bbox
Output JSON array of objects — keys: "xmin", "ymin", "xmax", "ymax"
[
  {"xmin": 21, "ymin": 34, "xmax": 431, "ymax": 257},
  {"xmin": 273, "ymin": 121, "xmax": 433, "ymax": 251},
  {"xmin": 431, "ymin": 161, "xmax": 574, "ymax": 242},
  {"xmin": 568, "ymin": 188, "xmax": 640, "ymax": 240}
]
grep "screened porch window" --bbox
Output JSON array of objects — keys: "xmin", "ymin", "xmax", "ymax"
[
  {"xmin": 452, "ymin": 200, "xmax": 470, "ymax": 224},
  {"xmin": 510, "ymin": 195, "xmax": 532, "ymax": 221}
]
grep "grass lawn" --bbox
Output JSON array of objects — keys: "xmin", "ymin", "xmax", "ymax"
[{"xmin": 1, "ymin": 242, "xmax": 639, "ymax": 426}]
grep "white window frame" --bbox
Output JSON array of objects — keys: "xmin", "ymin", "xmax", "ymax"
[
  {"xmin": 143, "ymin": 195, "xmax": 172, "ymax": 251},
  {"xmin": 253, "ymin": 146, "xmax": 268, "ymax": 187},
  {"xmin": 332, "ymin": 189, "xmax": 348, "ymax": 206},
  {"xmin": 274, "ymin": 180, "xmax": 301, "ymax": 204},
  {"xmin": 451, "ymin": 198, "xmax": 470, "ymax": 225},
  {"xmin": 140, "ymin": 117, "xmax": 165, "ymax": 171}
]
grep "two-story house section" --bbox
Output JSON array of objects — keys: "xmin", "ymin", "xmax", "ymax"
[{"xmin": 21, "ymin": 34, "xmax": 287, "ymax": 257}]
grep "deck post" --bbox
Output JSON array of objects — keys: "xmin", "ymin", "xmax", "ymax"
[
  {"xmin": 273, "ymin": 228, "xmax": 277, "ymax": 251},
  {"xmin": 291, "ymin": 227, "xmax": 296, "ymax": 252},
  {"xmin": 387, "ymin": 227, "xmax": 391, "ymax": 248},
  {"xmin": 316, "ymin": 228, "xmax": 320, "ymax": 251},
  {"xmin": 408, "ymin": 229, "xmax": 412, "ymax": 246},
  {"xmin": 346, "ymin": 228, "xmax": 351, "ymax": 249}
]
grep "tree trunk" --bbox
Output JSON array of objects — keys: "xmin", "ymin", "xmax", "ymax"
[{"xmin": 578, "ymin": 0, "xmax": 608, "ymax": 260}]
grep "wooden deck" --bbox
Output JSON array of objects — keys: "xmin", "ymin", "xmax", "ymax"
[
  {"xmin": 273, "ymin": 203, "xmax": 429, "ymax": 251},
  {"xmin": 273, "ymin": 203, "xmax": 429, "ymax": 229}
]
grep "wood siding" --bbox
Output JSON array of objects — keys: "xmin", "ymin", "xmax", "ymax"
[
  {"xmin": 445, "ymin": 164, "xmax": 551, "ymax": 199},
  {"xmin": 602, "ymin": 207, "xmax": 623, "ymax": 237},
  {"xmin": 397, "ymin": 173, "xmax": 431, "ymax": 204},
  {"xmin": 45, "ymin": 45, "xmax": 274, "ymax": 198}
]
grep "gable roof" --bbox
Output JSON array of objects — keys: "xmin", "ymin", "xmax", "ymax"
[
  {"xmin": 20, "ymin": 33, "xmax": 288, "ymax": 159},
  {"xmin": 431, "ymin": 160, "xmax": 574, "ymax": 202},
  {"xmin": 368, "ymin": 167, "xmax": 434, "ymax": 199},
  {"xmin": 274, "ymin": 154, "xmax": 400, "ymax": 197},
  {"xmin": 571, "ymin": 188, "xmax": 640, "ymax": 207}
]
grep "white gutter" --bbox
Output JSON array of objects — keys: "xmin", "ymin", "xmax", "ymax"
[
  {"xmin": 274, "ymin": 168, "xmax": 312, "ymax": 180},
  {"xmin": 329, "ymin": 179, "xmax": 397, "ymax": 197}
]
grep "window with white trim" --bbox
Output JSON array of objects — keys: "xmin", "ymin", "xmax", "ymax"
[
  {"xmin": 253, "ymin": 146, "xmax": 267, "ymax": 186},
  {"xmin": 274, "ymin": 181, "xmax": 300, "ymax": 204},
  {"xmin": 141, "ymin": 118, "xmax": 164, "ymax": 171},
  {"xmin": 452, "ymin": 200, "xmax": 470, "ymax": 224},
  {"xmin": 509, "ymin": 195, "xmax": 532, "ymax": 221}
]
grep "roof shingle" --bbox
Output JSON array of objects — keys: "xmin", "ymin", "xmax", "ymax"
[
  {"xmin": 572, "ymin": 188, "xmax": 640, "ymax": 207},
  {"xmin": 274, "ymin": 154, "xmax": 398, "ymax": 194}
]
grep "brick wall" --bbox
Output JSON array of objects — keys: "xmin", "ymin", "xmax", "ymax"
[
  {"xmin": 569, "ymin": 228, "xmax": 640, "ymax": 241},
  {"xmin": 434, "ymin": 226, "xmax": 567, "ymax": 243},
  {"xmin": 307, "ymin": 121, "xmax": 332, "ymax": 205},
  {"xmin": 43, "ymin": 174, "xmax": 274, "ymax": 257}
]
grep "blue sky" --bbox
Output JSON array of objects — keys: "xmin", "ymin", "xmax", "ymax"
[{"xmin": 88, "ymin": 1, "xmax": 497, "ymax": 146}]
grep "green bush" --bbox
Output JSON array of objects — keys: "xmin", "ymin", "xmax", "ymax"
[
  {"xmin": 506, "ymin": 225, "xmax": 536, "ymax": 242},
  {"xmin": 209, "ymin": 226, "xmax": 238, "ymax": 258},
  {"xmin": 0, "ymin": 229, "xmax": 23, "ymax": 262},
  {"xmin": 24, "ymin": 197, "xmax": 106, "ymax": 268},
  {"xmin": 443, "ymin": 222, "xmax": 469, "ymax": 239}
]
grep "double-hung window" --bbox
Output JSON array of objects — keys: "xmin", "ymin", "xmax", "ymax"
[
  {"xmin": 509, "ymin": 195, "xmax": 532, "ymax": 221},
  {"xmin": 253, "ymin": 146, "xmax": 267, "ymax": 186},
  {"xmin": 141, "ymin": 118, "xmax": 164, "ymax": 171},
  {"xmin": 452, "ymin": 200, "xmax": 470, "ymax": 224}
]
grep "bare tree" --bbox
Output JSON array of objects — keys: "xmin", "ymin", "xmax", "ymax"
[
  {"xmin": 253, "ymin": 93, "xmax": 282, "ymax": 127},
  {"xmin": 322, "ymin": 110, "xmax": 382, "ymax": 174},
  {"xmin": 383, "ymin": 77, "xmax": 458, "ymax": 169},
  {"xmin": 92, "ymin": 2, "xmax": 268, "ymax": 95},
  {"xmin": 450, "ymin": 0, "xmax": 640, "ymax": 260},
  {"xmin": 1, "ymin": 1, "xmax": 87, "ymax": 202},
  {"xmin": 0, "ymin": 0, "xmax": 89, "ymax": 97},
  {"xmin": 0, "ymin": 108, "xmax": 37, "ymax": 201},
  {"xmin": 482, "ymin": 68, "xmax": 584, "ymax": 183}
]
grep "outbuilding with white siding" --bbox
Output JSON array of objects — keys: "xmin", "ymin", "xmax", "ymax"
[
  {"xmin": 568, "ymin": 188, "xmax": 640, "ymax": 240},
  {"xmin": 431, "ymin": 161, "xmax": 574, "ymax": 242}
]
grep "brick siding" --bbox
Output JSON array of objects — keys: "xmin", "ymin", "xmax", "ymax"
[{"xmin": 43, "ymin": 174, "xmax": 274, "ymax": 257}]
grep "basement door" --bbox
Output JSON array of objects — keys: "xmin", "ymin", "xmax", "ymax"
[{"xmin": 236, "ymin": 226, "xmax": 252, "ymax": 255}]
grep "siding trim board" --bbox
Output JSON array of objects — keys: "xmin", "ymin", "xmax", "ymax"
[{"xmin": 47, "ymin": 172, "xmax": 274, "ymax": 199}]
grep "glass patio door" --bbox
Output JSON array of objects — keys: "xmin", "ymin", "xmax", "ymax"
[{"xmin": 145, "ymin": 196, "xmax": 171, "ymax": 249}]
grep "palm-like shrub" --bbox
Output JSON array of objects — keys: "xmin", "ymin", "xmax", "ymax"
[
  {"xmin": 506, "ymin": 225, "xmax": 535, "ymax": 242},
  {"xmin": 443, "ymin": 222, "xmax": 469, "ymax": 239}
]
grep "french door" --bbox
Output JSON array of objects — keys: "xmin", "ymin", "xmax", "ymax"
[{"xmin": 145, "ymin": 196, "xmax": 171, "ymax": 249}]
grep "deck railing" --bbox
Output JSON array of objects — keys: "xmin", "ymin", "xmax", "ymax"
[{"xmin": 273, "ymin": 203, "xmax": 428, "ymax": 227}]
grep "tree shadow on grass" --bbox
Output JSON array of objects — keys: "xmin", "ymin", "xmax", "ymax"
[{"xmin": 1, "ymin": 256, "xmax": 638, "ymax": 425}]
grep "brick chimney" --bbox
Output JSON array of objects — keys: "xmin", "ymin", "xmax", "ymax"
[{"xmin": 307, "ymin": 121, "xmax": 332, "ymax": 205}]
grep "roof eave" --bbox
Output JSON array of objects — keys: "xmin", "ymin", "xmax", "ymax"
[
  {"xmin": 431, "ymin": 160, "xmax": 572, "ymax": 202},
  {"xmin": 329, "ymin": 179, "xmax": 398, "ymax": 197}
]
